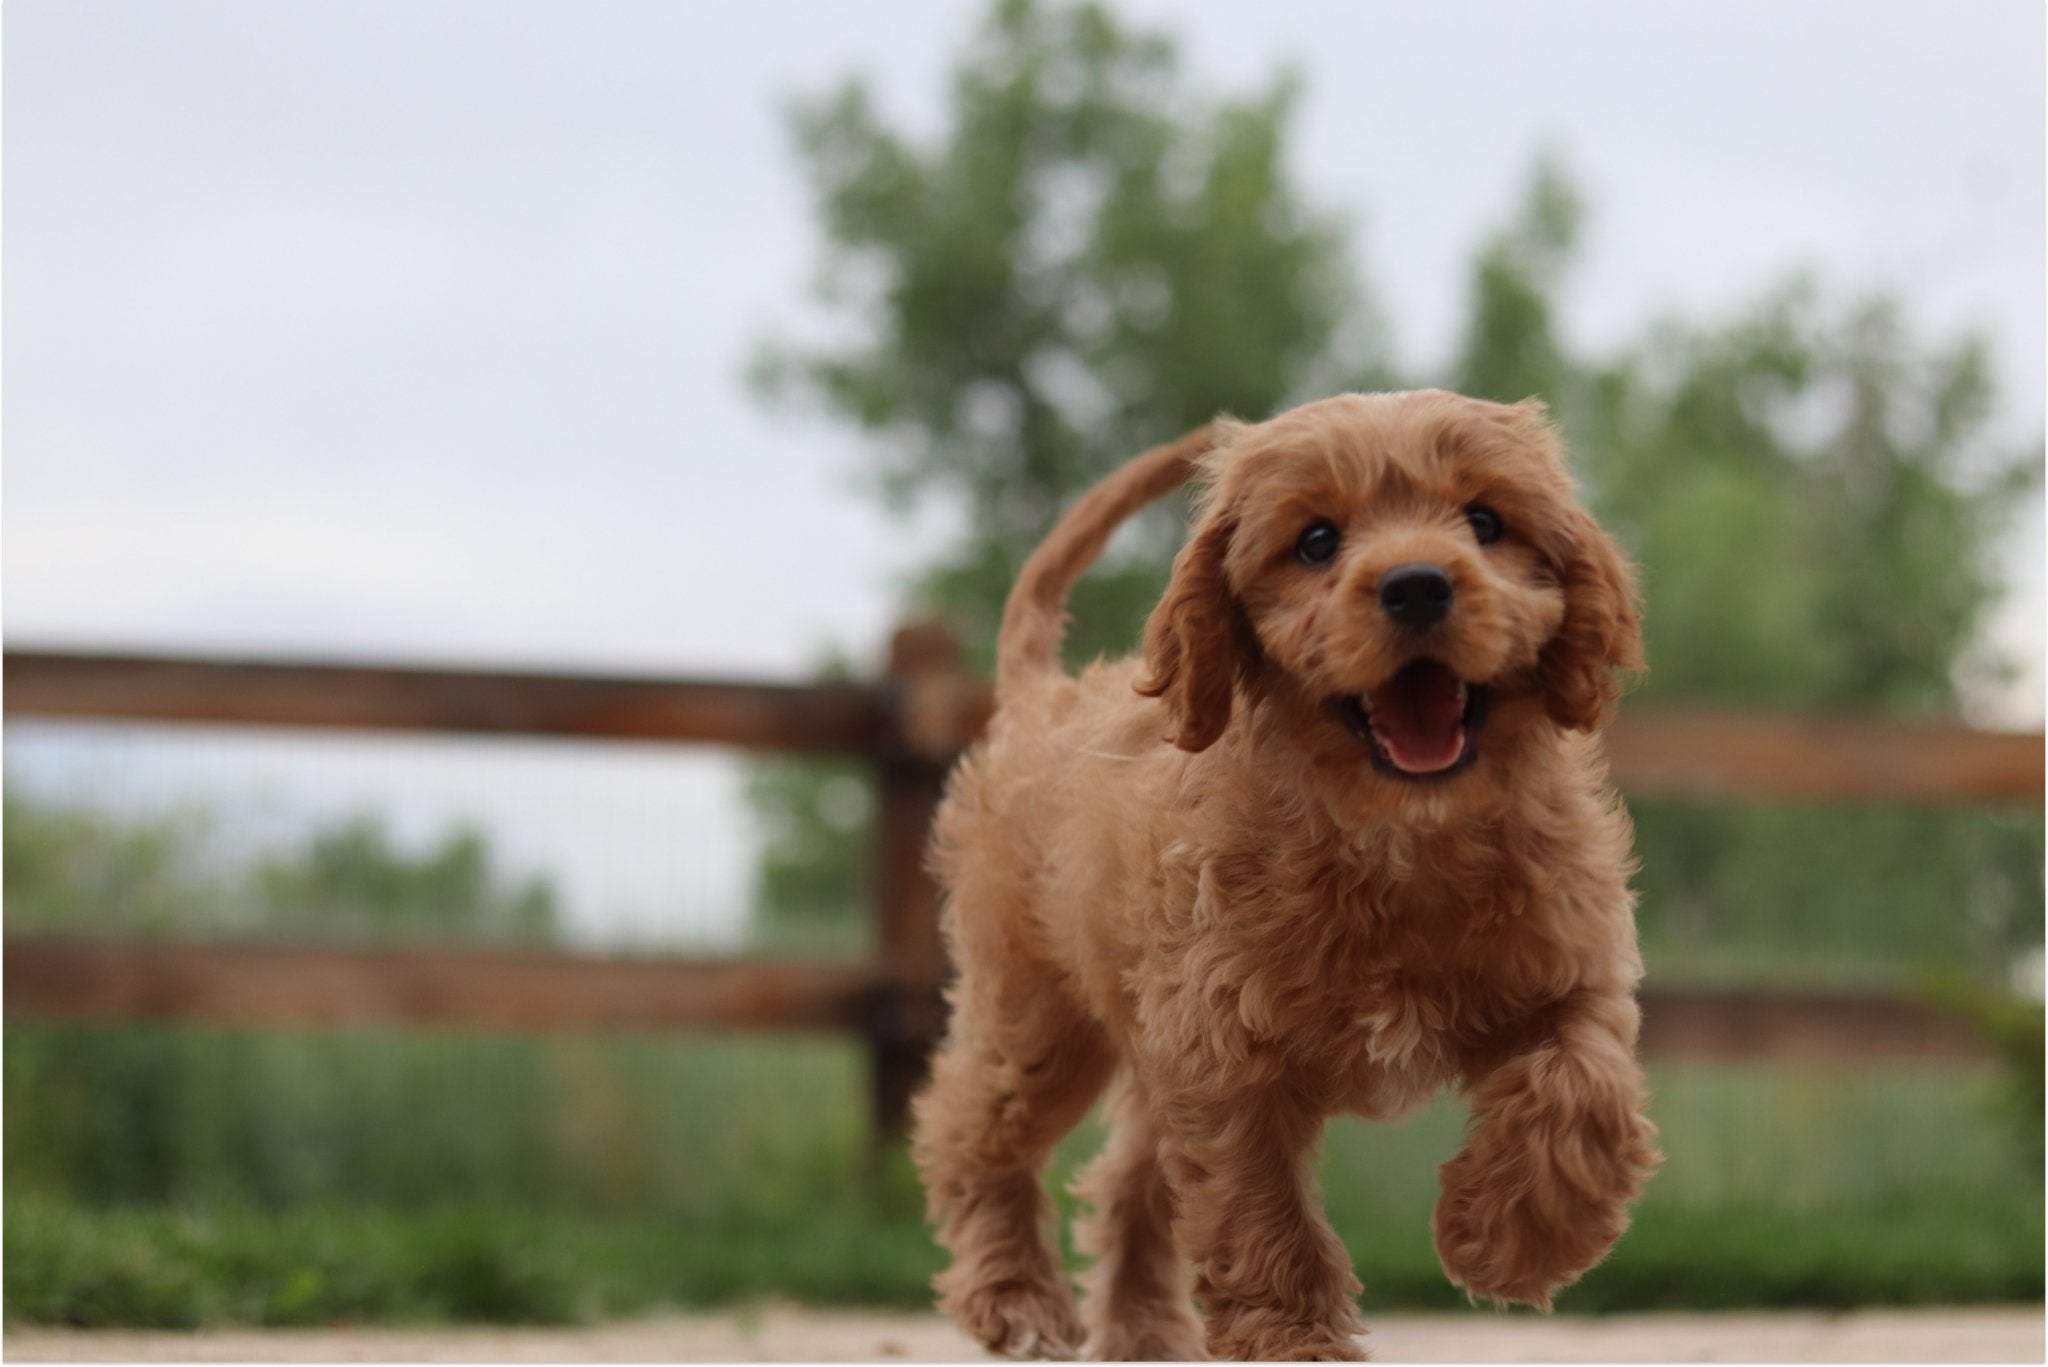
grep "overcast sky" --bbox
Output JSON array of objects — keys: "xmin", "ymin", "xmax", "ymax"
[{"xmin": 5, "ymin": 0, "xmax": 2042, "ymax": 944}]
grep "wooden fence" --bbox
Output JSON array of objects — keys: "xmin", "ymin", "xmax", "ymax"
[{"xmin": 4, "ymin": 632, "xmax": 2041, "ymax": 1134}]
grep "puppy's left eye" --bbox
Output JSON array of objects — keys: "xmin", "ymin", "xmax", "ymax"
[
  {"xmin": 1466, "ymin": 506, "xmax": 1504, "ymax": 545},
  {"xmin": 1296, "ymin": 520, "xmax": 1341, "ymax": 565}
]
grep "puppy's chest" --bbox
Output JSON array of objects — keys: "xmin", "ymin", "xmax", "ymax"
[
  {"xmin": 1236, "ymin": 884, "xmax": 1552, "ymax": 1088},
  {"xmin": 1158, "ymin": 844, "xmax": 1573, "ymax": 1093}
]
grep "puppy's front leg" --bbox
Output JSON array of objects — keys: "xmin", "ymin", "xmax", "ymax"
[
  {"xmin": 1433, "ymin": 989, "xmax": 1660, "ymax": 1308},
  {"xmin": 1154, "ymin": 1082, "xmax": 1367, "ymax": 1361}
]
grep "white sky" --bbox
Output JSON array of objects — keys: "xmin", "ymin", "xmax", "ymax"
[{"xmin": 4, "ymin": 0, "xmax": 2042, "ymax": 946}]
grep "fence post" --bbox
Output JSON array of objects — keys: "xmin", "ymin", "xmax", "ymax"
[{"xmin": 868, "ymin": 620, "xmax": 981, "ymax": 1141}]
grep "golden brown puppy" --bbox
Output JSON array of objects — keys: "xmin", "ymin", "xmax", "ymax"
[{"xmin": 911, "ymin": 391, "xmax": 1659, "ymax": 1361}]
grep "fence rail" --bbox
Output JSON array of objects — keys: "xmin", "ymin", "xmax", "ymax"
[
  {"xmin": 1604, "ymin": 707, "xmax": 2041, "ymax": 803},
  {"xmin": 2, "ymin": 936, "xmax": 890, "ymax": 1035},
  {"xmin": 8, "ymin": 648, "xmax": 2040, "ymax": 800},
  {"xmin": 4, "ymin": 641, "xmax": 2040, "ymax": 1131},
  {"xmin": 1, "ymin": 649, "xmax": 898, "ymax": 755},
  {"xmin": 3, "ymin": 934, "xmax": 1990, "ymax": 1065}
]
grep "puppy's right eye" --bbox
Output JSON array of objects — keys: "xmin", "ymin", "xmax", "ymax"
[{"xmin": 1296, "ymin": 520, "xmax": 1341, "ymax": 565}]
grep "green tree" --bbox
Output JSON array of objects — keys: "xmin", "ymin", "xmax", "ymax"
[
  {"xmin": 1451, "ymin": 155, "xmax": 1585, "ymax": 410},
  {"xmin": 754, "ymin": 0, "xmax": 1383, "ymax": 666},
  {"xmin": 1450, "ymin": 160, "xmax": 2038, "ymax": 719},
  {"xmin": 745, "ymin": 0, "xmax": 1383, "ymax": 939},
  {"xmin": 1610, "ymin": 289, "xmax": 2033, "ymax": 715}
]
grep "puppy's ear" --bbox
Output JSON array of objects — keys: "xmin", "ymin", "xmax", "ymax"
[
  {"xmin": 1137, "ymin": 509, "xmax": 1251, "ymax": 751},
  {"xmin": 1539, "ymin": 508, "xmax": 1644, "ymax": 732}
]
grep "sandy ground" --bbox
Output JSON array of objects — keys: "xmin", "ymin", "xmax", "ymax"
[{"xmin": 8, "ymin": 1306, "xmax": 2042, "ymax": 1363}]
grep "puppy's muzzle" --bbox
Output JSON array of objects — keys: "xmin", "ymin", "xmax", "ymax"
[{"xmin": 1379, "ymin": 563, "xmax": 1454, "ymax": 631}]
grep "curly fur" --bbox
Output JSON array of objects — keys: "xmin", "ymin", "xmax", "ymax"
[{"xmin": 911, "ymin": 391, "xmax": 1660, "ymax": 1361}]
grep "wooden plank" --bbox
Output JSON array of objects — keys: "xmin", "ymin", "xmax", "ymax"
[
  {"xmin": 881, "ymin": 680, "xmax": 2041, "ymax": 804},
  {"xmin": 934, "ymin": 690, "xmax": 2036, "ymax": 805},
  {"xmin": 1636, "ymin": 984, "xmax": 1989, "ymax": 1064},
  {"xmin": 2, "ymin": 936, "xmax": 889, "ymax": 1035},
  {"xmin": 5, "ymin": 649, "xmax": 2037, "ymax": 803},
  {"xmin": 2, "ymin": 650, "xmax": 895, "ymax": 756},
  {"xmin": 1606, "ymin": 708, "xmax": 2042, "ymax": 804},
  {"xmin": 4, "ymin": 935, "xmax": 1997, "ymax": 1065}
]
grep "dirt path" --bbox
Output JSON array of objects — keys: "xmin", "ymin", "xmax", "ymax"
[{"xmin": 9, "ymin": 1305, "xmax": 2042, "ymax": 1362}]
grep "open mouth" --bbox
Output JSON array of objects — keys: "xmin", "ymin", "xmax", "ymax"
[{"xmin": 1333, "ymin": 659, "xmax": 1490, "ymax": 780}]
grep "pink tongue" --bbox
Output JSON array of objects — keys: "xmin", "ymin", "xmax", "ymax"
[{"xmin": 1367, "ymin": 662, "xmax": 1466, "ymax": 773}]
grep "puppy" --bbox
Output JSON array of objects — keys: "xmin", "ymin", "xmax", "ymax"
[{"xmin": 911, "ymin": 391, "xmax": 1659, "ymax": 1361}]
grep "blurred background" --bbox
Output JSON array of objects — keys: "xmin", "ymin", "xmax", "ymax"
[{"xmin": 5, "ymin": 0, "xmax": 2042, "ymax": 1331}]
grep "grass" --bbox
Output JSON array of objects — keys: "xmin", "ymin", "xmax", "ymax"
[
  {"xmin": 6, "ymin": 1031, "xmax": 2040, "ymax": 1328},
  {"xmin": 11, "ymin": 1183, "xmax": 2038, "ymax": 1330},
  {"xmin": 2, "ymin": 1194, "xmax": 945, "ymax": 1328}
]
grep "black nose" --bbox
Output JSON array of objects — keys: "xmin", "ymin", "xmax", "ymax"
[{"xmin": 1378, "ymin": 563, "xmax": 1453, "ymax": 629}]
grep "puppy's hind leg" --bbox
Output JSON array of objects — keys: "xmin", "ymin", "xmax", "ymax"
[
  {"xmin": 1072, "ymin": 1078, "xmax": 1202, "ymax": 1361},
  {"xmin": 911, "ymin": 969, "xmax": 1113, "ymax": 1360}
]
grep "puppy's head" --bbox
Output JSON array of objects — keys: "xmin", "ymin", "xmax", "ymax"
[{"xmin": 1138, "ymin": 391, "xmax": 1641, "ymax": 812}]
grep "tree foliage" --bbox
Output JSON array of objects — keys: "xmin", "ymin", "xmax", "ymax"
[
  {"xmin": 745, "ymin": 0, "xmax": 1385, "ymax": 935},
  {"xmin": 3, "ymin": 793, "xmax": 558, "ymax": 946},
  {"xmin": 755, "ymin": 0, "xmax": 1383, "ymax": 666},
  {"xmin": 1449, "ymin": 161, "xmax": 2040, "ymax": 718}
]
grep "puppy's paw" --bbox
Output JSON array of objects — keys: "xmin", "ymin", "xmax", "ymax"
[
  {"xmin": 1431, "ymin": 1147, "xmax": 1629, "ymax": 1309},
  {"xmin": 949, "ymin": 1277, "xmax": 1087, "ymax": 1360}
]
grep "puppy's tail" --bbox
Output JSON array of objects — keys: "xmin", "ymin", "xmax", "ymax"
[{"xmin": 995, "ymin": 424, "xmax": 1215, "ymax": 697}]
